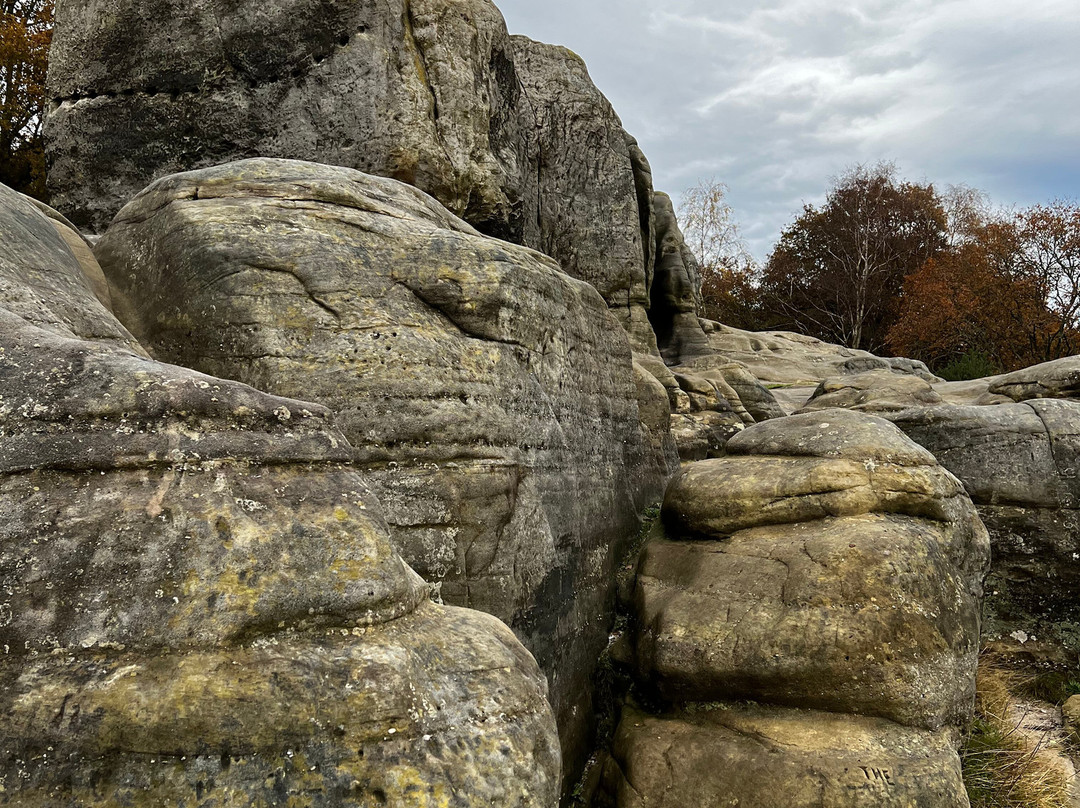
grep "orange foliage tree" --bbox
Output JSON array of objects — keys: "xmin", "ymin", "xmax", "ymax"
[
  {"xmin": 888, "ymin": 203, "xmax": 1080, "ymax": 373},
  {"xmin": 1016, "ymin": 202, "xmax": 1080, "ymax": 362},
  {"xmin": 0, "ymin": 0, "xmax": 53, "ymax": 199},
  {"xmin": 698, "ymin": 260, "xmax": 759, "ymax": 329}
]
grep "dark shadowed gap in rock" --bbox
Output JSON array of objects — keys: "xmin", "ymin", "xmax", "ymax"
[
  {"xmin": 647, "ymin": 252, "xmax": 680, "ymax": 362},
  {"xmin": 476, "ymin": 44, "xmax": 523, "ymax": 243}
]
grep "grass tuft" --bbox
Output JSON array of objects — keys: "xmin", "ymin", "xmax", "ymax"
[{"xmin": 962, "ymin": 662, "xmax": 1075, "ymax": 808}]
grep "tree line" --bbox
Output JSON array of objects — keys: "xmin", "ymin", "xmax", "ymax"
[{"xmin": 684, "ymin": 164, "xmax": 1080, "ymax": 379}]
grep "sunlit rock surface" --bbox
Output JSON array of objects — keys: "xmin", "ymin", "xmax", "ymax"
[{"xmin": 600, "ymin": 409, "xmax": 988, "ymax": 807}]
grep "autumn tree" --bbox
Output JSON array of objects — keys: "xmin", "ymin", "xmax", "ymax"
[
  {"xmin": 678, "ymin": 178, "xmax": 760, "ymax": 328},
  {"xmin": 0, "ymin": 0, "xmax": 53, "ymax": 200},
  {"xmin": 759, "ymin": 162, "xmax": 948, "ymax": 352},
  {"xmin": 1014, "ymin": 201, "xmax": 1080, "ymax": 362},
  {"xmin": 887, "ymin": 219, "xmax": 1043, "ymax": 372},
  {"xmin": 888, "ymin": 200, "xmax": 1080, "ymax": 373}
]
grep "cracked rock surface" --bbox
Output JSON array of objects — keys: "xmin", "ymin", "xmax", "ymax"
[
  {"xmin": 93, "ymin": 157, "xmax": 669, "ymax": 786},
  {"xmin": 0, "ymin": 180, "xmax": 561, "ymax": 806},
  {"xmin": 606, "ymin": 705, "xmax": 969, "ymax": 808},
  {"xmin": 599, "ymin": 409, "xmax": 988, "ymax": 807}
]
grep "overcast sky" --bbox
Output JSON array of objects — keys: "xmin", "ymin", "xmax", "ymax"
[{"xmin": 497, "ymin": 0, "xmax": 1080, "ymax": 260}]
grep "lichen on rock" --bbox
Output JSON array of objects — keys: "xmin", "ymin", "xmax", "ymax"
[
  {"xmin": 0, "ymin": 179, "xmax": 560, "ymax": 806},
  {"xmin": 92, "ymin": 156, "xmax": 671, "ymax": 788}
]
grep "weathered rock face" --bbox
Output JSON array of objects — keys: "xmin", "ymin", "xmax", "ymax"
[
  {"xmin": 47, "ymin": 0, "xmax": 709, "ymax": 367},
  {"xmin": 46, "ymin": 0, "xmax": 528, "ymax": 240},
  {"xmin": 0, "ymin": 185, "xmax": 141, "ymax": 356},
  {"xmin": 511, "ymin": 36, "xmax": 656, "ymax": 355},
  {"xmin": 642, "ymin": 409, "xmax": 987, "ymax": 728},
  {"xmin": 0, "ymin": 181, "xmax": 561, "ymax": 806},
  {"xmin": 662, "ymin": 350, "xmax": 786, "ymax": 461},
  {"xmin": 604, "ymin": 706, "xmax": 969, "ymax": 808},
  {"xmin": 94, "ymin": 157, "xmax": 668, "ymax": 786},
  {"xmin": 600, "ymin": 409, "xmax": 988, "ymax": 806},
  {"xmin": 987, "ymin": 355, "xmax": 1080, "ymax": 401},
  {"xmin": 703, "ymin": 321, "xmax": 941, "ymax": 386},
  {"xmin": 648, "ymin": 193, "xmax": 711, "ymax": 365},
  {"xmin": 891, "ymin": 399, "xmax": 1080, "ymax": 653}
]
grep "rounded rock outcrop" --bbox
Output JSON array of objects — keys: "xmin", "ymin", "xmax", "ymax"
[
  {"xmin": 599, "ymin": 409, "xmax": 989, "ymax": 807},
  {"xmin": 0, "ymin": 180, "xmax": 561, "ymax": 807},
  {"xmin": 93, "ymin": 157, "xmax": 666, "ymax": 784}
]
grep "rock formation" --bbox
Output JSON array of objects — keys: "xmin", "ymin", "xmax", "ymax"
[
  {"xmin": 798, "ymin": 369, "xmax": 944, "ymax": 413},
  {"xmin": 0, "ymin": 182, "xmax": 561, "ymax": 805},
  {"xmin": 46, "ymin": 0, "xmax": 528, "ymax": 239},
  {"xmin": 92, "ymin": 156, "xmax": 670, "ymax": 786},
  {"xmin": 704, "ymin": 321, "xmax": 941, "ymax": 386},
  {"xmin": 36, "ymin": 0, "xmax": 1033, "ymax": 802},
  {"xmin": 511, "ymin": 37, "xmax": 655, "ymax": 355},
  {"xmin": 599, "ymin": 409, "xmax": 989, "ymax": 806},
  {"xmin": 46, "ymin": 0, "xmax": 719, "ymax": 369},
  {"xmin": 987, "ymin": 355, "xmax": 1080, "ymax": 401}
]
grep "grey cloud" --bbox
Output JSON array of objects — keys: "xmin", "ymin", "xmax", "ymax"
[{"xmin": 498, "ymin": 0, "xmax": 1080, "ymax": 261}]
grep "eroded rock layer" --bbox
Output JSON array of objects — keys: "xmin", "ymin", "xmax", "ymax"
[
  {"xmin": 0, "ymin": 181, "xmax": 561, "ymax": 806},
  {"xmin": 511, "ymin": 36, "xmax": 655, "ymax": 355},
  {"xmin": 93, "ymin": 157, "xmax": 667, "ymax": 785},
  {"xmin": 604, "ymin": 706, "xmax": 969, "ymax": 808},
  {"xmin": 892, "ymin": 398, "xmax": 1080, "ymax": 653},
  {"xmin": 47, "ymin": 0, "xmax": 527, "ymax": 239}
]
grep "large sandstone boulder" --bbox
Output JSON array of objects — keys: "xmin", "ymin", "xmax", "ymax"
[
  {"xmin": 93, "ymin": 157, "xmax": 669, "ymax": 784},
  {"xmin": 511, "ymin": 36, "xmax": 657, "ymax": 355},
  {"xmin": 603, "ymin": 705, "xmax": 969, "ymax": 808},
  {"xmin": 640, "ymin": 409, "xmax": 987, "ymax": 728},
  {"xmin": 987, "ymin": 355, "xmax": 1080, "ymax": 401},
  {"xmin": 662, "ymin": 346, "xmax": 787, "ymax": 461},
  {"xmin": 47, "ymin": 0, "xmax": 527, "ymax": 240},
  {"xmin": 701, "ymin": 320, "xmax": 941, "ymax": 414},
  {"xmin": 0, "ymin": 181, "xmax": 560, "ymax": 806},
  {"xmin": 798, "ymin": 369, "xmax": 944, "ymax": 414},
  {"xmin": 702, "ymin": 320, "xmax": 940, "ymax": 386},
  {"xmin": 600, "ymin": 409, "xmax": 988, "ymax": 806}
]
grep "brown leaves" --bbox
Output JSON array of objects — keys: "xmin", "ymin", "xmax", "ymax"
[
  {"xmin": 757, "ymin": 161, "xmax": 949, "ymax": 352},
  {"xmin": 887, "ymin": 208, "xmax": 1080, "ymax": 373}
]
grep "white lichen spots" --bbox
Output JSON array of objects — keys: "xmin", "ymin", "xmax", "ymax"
[
  {"xmin": 274, "ymin": 406, "xmax": 292, "ymax": 422},
  {"xmin": 234, "ymin": 498, "xmax": 266, "ymax": 512}
]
